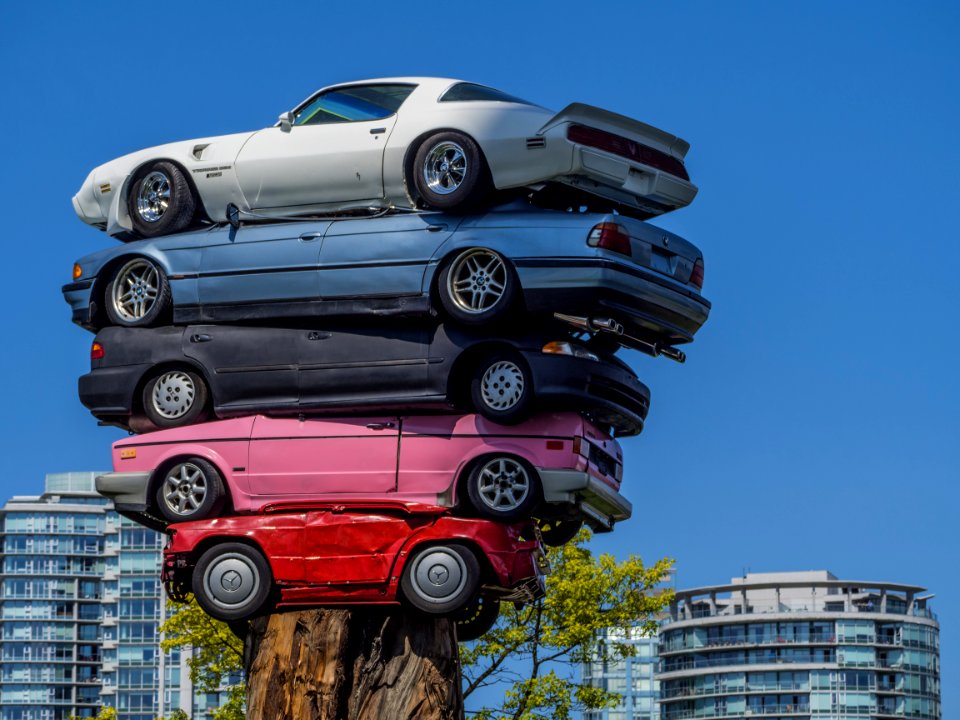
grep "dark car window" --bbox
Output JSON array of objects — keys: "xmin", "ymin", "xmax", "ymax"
[
  {"xmin": 439, "ymin": 82, "xmax": 536, "ymax": 106},
  {"xmin": 294, "ymin": 84, "xmax": 416, "ymax": 125}
]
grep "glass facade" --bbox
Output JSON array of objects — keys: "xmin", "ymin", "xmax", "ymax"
[
  {"xmin": 582, "ymin": 627, "xmax": 661, "ymax": 720},
  {"xmin": 657, "ymin": 571, "xmax": 940, "ymax": 720},
  {"xmin": 0, "ymin": 473, "xmax": 233, "ymax": 720}
]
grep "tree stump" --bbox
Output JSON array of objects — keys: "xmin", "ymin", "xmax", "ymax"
[{"xmin": 244, "ymin": 608, "xmax": 463, "ymax": 720}]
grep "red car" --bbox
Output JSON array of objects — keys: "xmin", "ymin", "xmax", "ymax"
[{"xmin": 162, "ymin": 500, "xmax": 548, "ymax": 639}]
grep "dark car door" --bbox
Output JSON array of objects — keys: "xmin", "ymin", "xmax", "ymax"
[
  {"xmin": 181, "ymin": 325, "xmax": 298, "ymax": 413},
  {"xmin": 297, "ymin": 325, "xmax": 431, "ymax": 410},
  {"xmin": 317, "ymin": 213, "xmax": 455, "ymax": 300}
]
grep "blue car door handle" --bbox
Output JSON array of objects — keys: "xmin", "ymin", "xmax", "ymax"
[{"xmin": 299, "ymin": 232, "xmax": 323, "ymax": 242}]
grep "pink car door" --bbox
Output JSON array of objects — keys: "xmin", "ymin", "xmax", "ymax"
[
  {"xmin": 246, "ymin": 416, "xmax": 399, "ymax": 498},
  {"xmin": 396, "ymin": 415, "xmax": 488, "ymax": 496}
]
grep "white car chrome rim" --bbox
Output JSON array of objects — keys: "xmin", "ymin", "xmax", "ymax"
[
  {"xmin": 203, "ymin": 552, "xmax": 261, "ymax": 610},
  {"xmin": 476, "ymin": 458, "xmax": 530, "ymax": 512},
  {"xmin": 136, "ymin": 170, "xmax": 171, "ymax": 223},
  {"xmin": 423, "ymin": 141, "xmax": 467, "ymax": 195},
  {"xmin": 152, "ymin": 371, "xmax": 196, "ymax": 419},
  {"xmin": 480, "ymin": 360, "xmax": 525, "ymax": 410},
  {"xmin": 162, "ymin": 463, "xmax": 207, "ymax": 517},
  {"xmin": 112, "ymin": 259, "xmax": 160, "ymax": 321},
  {"xmin": 410, "ymin": 548, "xmax": 468, "ymax": 604},
  {"xmin": 448, "ymin": 249, "xmax": 506, "ymax": 314}
]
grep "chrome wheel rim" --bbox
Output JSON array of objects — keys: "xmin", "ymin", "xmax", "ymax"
[
  {"xmin": 112, "ymin": 259, "xmax": 160, "ymax": 321},
  {"xmin": 162, "ymin": 462, "xmax": 207, "ymax": 517},
  {"xmin": 480, "ymin": 360, "xmax": 525, "ymax": 410},
  {"xmin": 447, "ymin": 249, "xmax": 506, "ymax": 315},
  {"xmin": 476, "ymin": 458, "xmax": 530, "ymax": 512},
  {"xmin": 136, "ymin": 170, "xmax": 171, "ymax": 223},
  {"xmin": 410, "ymin": 548, "xmax": 468, "ymax": 604},
  {"xmin": 423, "ymin": 141, "xmax": 467, "ymax": 195},
  {"xmin": 151, "ymin": 371, "xmax": 196, "ymax": 419},
  {"xmin": 202, "ymin": 552, "xmax": 261, "ymax": 610}
]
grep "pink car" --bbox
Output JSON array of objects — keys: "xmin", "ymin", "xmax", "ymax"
[{"xmin": 97, "ymin": 412, "xmax": 628, "ymax": 545}]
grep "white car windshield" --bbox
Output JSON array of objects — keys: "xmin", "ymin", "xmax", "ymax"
[{"xmin": 294, "ymin": 84, "xmax": 416, "ymax": 125}]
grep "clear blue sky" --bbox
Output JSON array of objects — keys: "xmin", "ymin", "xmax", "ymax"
[{"xmin": 1, "ymin": 0, "xmax": 957, "ymax": 710}]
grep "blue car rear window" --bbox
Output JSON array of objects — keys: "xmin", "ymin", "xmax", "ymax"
[{"xmin": 295, "ymin": 84, "xmax": 416, "ymax": 125}]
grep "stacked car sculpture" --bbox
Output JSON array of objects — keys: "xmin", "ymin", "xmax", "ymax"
[{"xmin": 65, "ymin": 77, "xmax": 710, "ymax": 640}]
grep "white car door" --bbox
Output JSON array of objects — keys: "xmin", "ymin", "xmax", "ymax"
[{"xmin": 234, "ymin": 83, "xmax": 415, "ymax": 210}]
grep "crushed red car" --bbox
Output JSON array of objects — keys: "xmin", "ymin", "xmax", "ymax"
[{"xmin": 162, "ymin": 500, "xmax": 548, "ymax": 639}]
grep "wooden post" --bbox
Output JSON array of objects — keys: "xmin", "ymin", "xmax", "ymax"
[{"xmin": 244, "ymin": 608, "xmax": 463, "ymax": 720}]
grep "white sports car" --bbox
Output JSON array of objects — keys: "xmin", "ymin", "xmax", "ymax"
[{"xmin": 72, "ymin": 77, "xmax": 698, "ymax": 239}]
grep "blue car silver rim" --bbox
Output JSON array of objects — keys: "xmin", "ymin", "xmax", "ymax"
[
  {"xmin": 202, "ymin": 552, "xmax": 261, "ymax": 610},
  {"xmin": 423, "ymin": 141, "xmax": 467, "ymax": 195},
  {"xmin": 152, "ymin": 371, "xmax": 196, "ymax": 419},
  {"xmin": 136, "ymin": 170, "xmax": 171, "ymax": 223},
  {"xmin": 480, "ymin": 360, "xmax": 524, "ymax": 410},
  {"xmin": 162, "ymin": 462, "xmax": 208, "ymax": 517},
  {"xmin": 448, "ymin": 249, "xmax": 506, "ymax": 314},
  {"xmin": 409, "ymin": 547, "xmax": 468, "ymax": 604},
  {"xmin": 112, "ymin": 259, "xmax": 160, "ymax": 321},
  {"xmin": 476, "ymin": 458, "xmax": 530, "ymax": 512}
]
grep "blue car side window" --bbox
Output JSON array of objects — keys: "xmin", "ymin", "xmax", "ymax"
[{"xmin": 295, "ymin": 84, "xmax": 416, "ymax": 126}]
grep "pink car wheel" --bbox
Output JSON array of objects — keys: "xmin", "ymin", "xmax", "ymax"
[
  {"xmin": 155, "ymin": 458, "xmax": 225, "ymax": 523},
  {"xmin": 466, "ymin": 456, "xmax": 539, "ymax": 522}
]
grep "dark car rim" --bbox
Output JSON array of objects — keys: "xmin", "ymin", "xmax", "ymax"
[
  {"xmin": 202, "ymin": 552, "xmax": 262, "ymax": 611},
  {"xmin": 447, "ymin": 249, "xmax": 506, "ymax": 314},
  {"xmin": 111, "ymin": 258, "xmax": 160, "ymax": 321},
  {"xmin": 476, "ymin": 458, "xmax": 530, "ymax": 512},
  {"xmin": 480, "ymin": 360, "xmax": 525, "ymax": 410},
  {"xmin": 161, "ymin": 462, "xmax": 208, "ymax": 517},
  {"xmin": 151, "ymin": 371, "xmax": 196, "ymax": 419},
  {"xmin": 423, "ymin": 141, "xmax": 467, "ymax": 195},
  {"xmin": 136, "ymin": 170, "xmax": 171, "ymax": 223},
  {"xmin": 409, "ymin": 547, "xmax": 468, "ymax": 604}
]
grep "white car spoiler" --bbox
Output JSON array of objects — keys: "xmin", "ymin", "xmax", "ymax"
[{"xmin": 538, "ymin": 102, "xmax": 690, "ymax": 159}]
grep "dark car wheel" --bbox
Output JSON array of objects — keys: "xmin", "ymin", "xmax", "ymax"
[
  {"xmin": 465, "ymin": 456, "xmax": 539, "ymax": 522},
  {"xmin": 400, "ymin": 543, "xmax": 480, "ymax": 615},
  {"xmin": 142, "ymin": 369, "xmax": 209, "ymax": 429},
  {"xmin": 470, "ymin": 351, "xmax": 533, "ymax": 425},
  {"xmin": 438, "ymin": 248, "xmax": 517, "ymax": 325},
  {"xmin": 155, "ymin": 458, "xmax": 225, "ymax": 523},
  {"xmin": 538, "ymin": 519, "xmax": 583, "ymax": 547},
  {"xmin": 193, "ymin": 543, "xmax": 273, "ymax": 621},
  {"xmin": 454, "ymin": 596, "xmax": 500, "ymax": 642},
  {"xmin": 104, "ymin": 257, "xmax": 171, "ymax": 327},
  {"xmin": 413, "ymin": 131, "xmax": 490, "ymax": 211},
  {"xmin": 128, "ymin": 161, "xmax": 197, "ymax": 238}
]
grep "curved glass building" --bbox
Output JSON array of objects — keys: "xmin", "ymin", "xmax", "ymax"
[{"xmin": 658, "ymin": 571, "xmax": 940, "ymax": 720}]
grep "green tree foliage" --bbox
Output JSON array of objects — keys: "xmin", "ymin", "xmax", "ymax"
[
  {"xmin": 460, "ymin": 528, "xmax": 674, "ymax": 720},
  {"xmin": 159, "ymin": 600, "xmax": 245, "ymax": 720}
]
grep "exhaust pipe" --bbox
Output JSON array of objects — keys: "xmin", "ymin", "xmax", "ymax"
[{"xmin": 553, "ymin": 313, "xmax": 686, "ymax": 364}]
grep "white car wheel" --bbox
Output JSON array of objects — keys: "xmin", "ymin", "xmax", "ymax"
[{"xmin": 413, "ymin": 131, "xmax": 489, "ymax": 211}]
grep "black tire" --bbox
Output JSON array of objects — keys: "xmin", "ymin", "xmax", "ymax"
[
  {"xmin": 128, "ymin": 160, "xmax": 197, "ymax": 238},
  {"xmin": 464, "ymin": 455, "xmax": 539, "ymax": 522},
  {"xmin": 413, "ymin": 131, "xmax": 490, "ymax": 211},
  {"xmin": 400, "ymin": 543, "xmax": 480, "ymax": 615},
  {"xmin": 437, "ymin": 248, "xmax": 518, "ymax": 325},
  {"xmin": 142, "ymin": 369, "xmax": 210, "ymax": 429},
  {"xmin": 104, "ymin": 257, "xmax": 171, "ymax": 327},
  {"xmin": 154, "ymin": 458, "xmax": 226, "ymax": 523},
  {"xmin": 470, "ymin": 350, "xmax": 533, "ymax": 425},
  {"xmin": 538, "ymin": 519, "xmax": 583, "ymax": 547},
  {"xmin": 454, "ymin": 596, "xmax": 500, "ymax": 642},
  {"xmin": 193, "ymin": 543, "xmax": 272, "ymax": 621}
]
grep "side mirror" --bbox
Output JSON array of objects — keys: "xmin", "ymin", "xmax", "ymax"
[{"xmin": 279, "ymin": 112, "xmax": 293, "ymax": 133}]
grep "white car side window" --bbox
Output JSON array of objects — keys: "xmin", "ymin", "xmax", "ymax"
[{"xmin": 294, "ymin": 84, "xmax": 416, "ymax": 126}]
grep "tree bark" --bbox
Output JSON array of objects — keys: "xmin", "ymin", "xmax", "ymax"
[{"xmin": 244, "ymin": 608, "xmax": 463, "ymax": 720}]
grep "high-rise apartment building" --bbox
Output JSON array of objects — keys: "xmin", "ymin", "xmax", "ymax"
[
  {"xmin": 658, "ymin": 571, "xmax": 940, "ymax": 720},
  {"xmin": 0, "ymin": 472, "xmax": 224, "ymax": 720},
  {"xmin": 582, "ymin": 628, "xmax": 660, "ymax": 720}
]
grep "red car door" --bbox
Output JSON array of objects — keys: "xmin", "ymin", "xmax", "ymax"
[
  {"xmin": 301, "ymin": 510, "xmax": 417, "ymax": 584},
  {"xmin": 246, "ymin": 416, "xmax": 399, "ymax": 499}
]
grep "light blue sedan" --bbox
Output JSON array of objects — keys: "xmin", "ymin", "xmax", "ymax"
[{"xmin": 63, "ymin": 203, "xmax": 710, "ymax": 357}]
